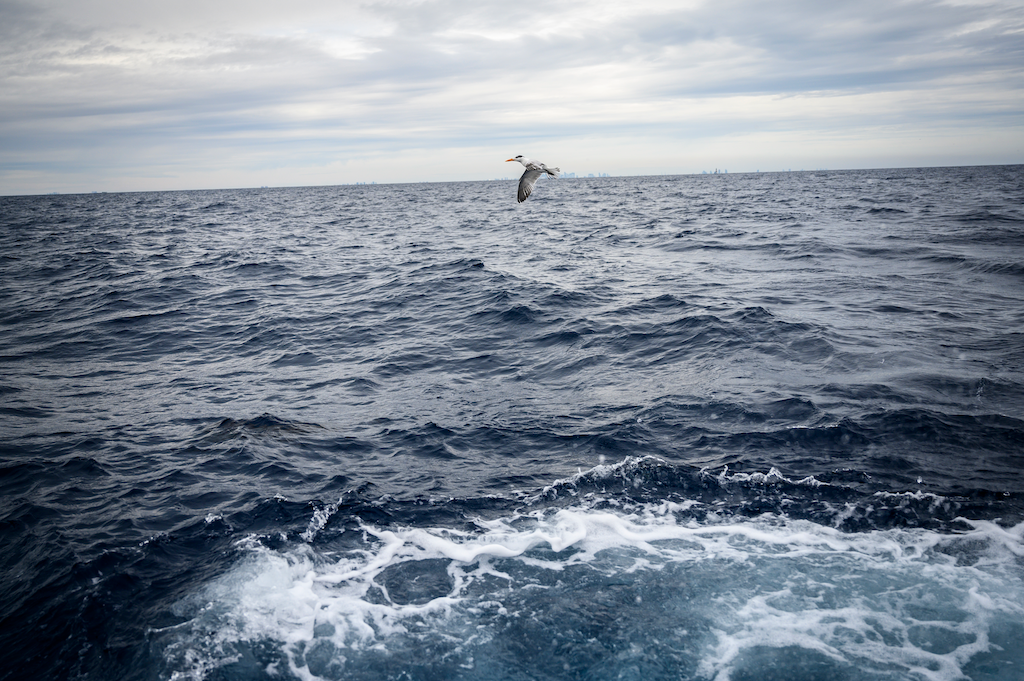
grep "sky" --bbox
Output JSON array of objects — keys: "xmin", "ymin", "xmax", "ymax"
[{"xmin": 1, "ymin": 0, "xmax": 1022, "ymax": 195}]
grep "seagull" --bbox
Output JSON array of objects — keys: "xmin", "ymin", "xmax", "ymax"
[{"xmin": 506, "ymin": 155, "xmax": 560, "ymax": 203}]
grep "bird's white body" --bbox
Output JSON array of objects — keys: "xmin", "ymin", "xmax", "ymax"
[{"xmin": 506, "ymin": 155, "xmax": 560, "ymax": 203}]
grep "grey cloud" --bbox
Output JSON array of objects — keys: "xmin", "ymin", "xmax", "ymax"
[
  {"xmin": 335, "ymin": 0, "xmax": 1023, "ymax": 111},
  {"xmin": 1, "ymin": 0, "xmax": 1021, "ymax": 193}
]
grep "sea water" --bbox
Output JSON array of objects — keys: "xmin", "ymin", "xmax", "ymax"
[{"xmin": 1, "ymin": 166, "xmax": 1022, "ymax": 680}]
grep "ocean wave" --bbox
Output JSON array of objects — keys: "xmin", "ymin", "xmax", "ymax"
[
  {"xmin": 3, "ymin": 166, "xmax": 1024, "ymax": 681},
  {"xmin": 155, "ymin": 500, "xmax": 1024, "ymax": 681}
]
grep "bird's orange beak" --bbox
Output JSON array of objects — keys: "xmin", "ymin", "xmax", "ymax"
[{"xmin": 505, "ymin": 158, "xmax": 515, "ymax": 162}]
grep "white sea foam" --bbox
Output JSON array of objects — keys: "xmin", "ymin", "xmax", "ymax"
[
  {"xmin": 160, "ymin": 505, "xmax": 1024, "ymax": 681},
  {"xmin": 704, "ymin": 464, "xmax": 829, "ymax": 488},
  {"xmin": 526, "ymin": 455, "xmax": 667, "ymax": 501},
  {"xmin": 300, "ymin": 502, "xmax": 338, "ymax": 543}
]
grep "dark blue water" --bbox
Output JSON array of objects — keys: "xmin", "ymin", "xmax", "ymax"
[{"xmin": 2, "ymin": 166, "xmax": 1023, "ymax": 681}]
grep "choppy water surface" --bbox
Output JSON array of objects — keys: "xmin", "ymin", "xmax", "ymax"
[{"xmin": 1, "ymin": 166, "xmax": 1023, "ymax": 681}]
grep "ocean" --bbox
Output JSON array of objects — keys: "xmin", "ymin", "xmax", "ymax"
[{"xmin": 1, "ymin": 165, "xmax": 1022, "ymax": 681}]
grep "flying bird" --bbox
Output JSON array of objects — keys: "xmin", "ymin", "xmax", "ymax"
[{"xmin": 506, "ymin": 155, "xmax": 560, "ymax": 203}]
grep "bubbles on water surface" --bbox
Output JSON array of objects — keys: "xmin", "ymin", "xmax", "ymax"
[{"xmin": 156, "ymin": 501, "xmax": 1024, "ymax": 681}]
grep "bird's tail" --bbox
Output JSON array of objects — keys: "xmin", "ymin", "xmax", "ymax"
[{"xmin": 547, "ymin": 167, "xmax": 561, "ymax": 178}]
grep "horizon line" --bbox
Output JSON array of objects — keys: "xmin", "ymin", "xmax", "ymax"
[{"xmin": 2, "ymin": 162, "xmax": 1021, "ymax": 199}]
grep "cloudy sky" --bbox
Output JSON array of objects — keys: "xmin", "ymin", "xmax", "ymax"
[{"xmin": 2, "ymin": 0, "xmax": 1022, "ymax": 194}]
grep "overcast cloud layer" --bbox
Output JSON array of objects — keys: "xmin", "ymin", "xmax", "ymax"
[{"xmin": 2, "ymin": 0, "xmax": 1022, "ymax": 194}]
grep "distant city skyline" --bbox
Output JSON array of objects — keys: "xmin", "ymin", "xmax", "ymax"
[{"xmin": 2, "ymin": 0, "xmax": 1022, "ymax": 195}]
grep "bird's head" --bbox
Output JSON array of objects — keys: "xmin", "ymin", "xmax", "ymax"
[{"xmin": 506, "ymin": 155, "xmax": 525, "ymax": 164}]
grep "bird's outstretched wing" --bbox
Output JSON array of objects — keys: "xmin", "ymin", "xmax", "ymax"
[{"xmin": 518, "ymin": 168, "xmax": 544, "ymax": 203}]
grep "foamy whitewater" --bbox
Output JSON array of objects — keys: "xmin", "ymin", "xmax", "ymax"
[
  {"xmin": 1, "ymin": 166, "xmax": 1023, "ymax": 681},
  {"xmin": 164, "ymin": 483, "xmax": 1024, "ymax": 681}
]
